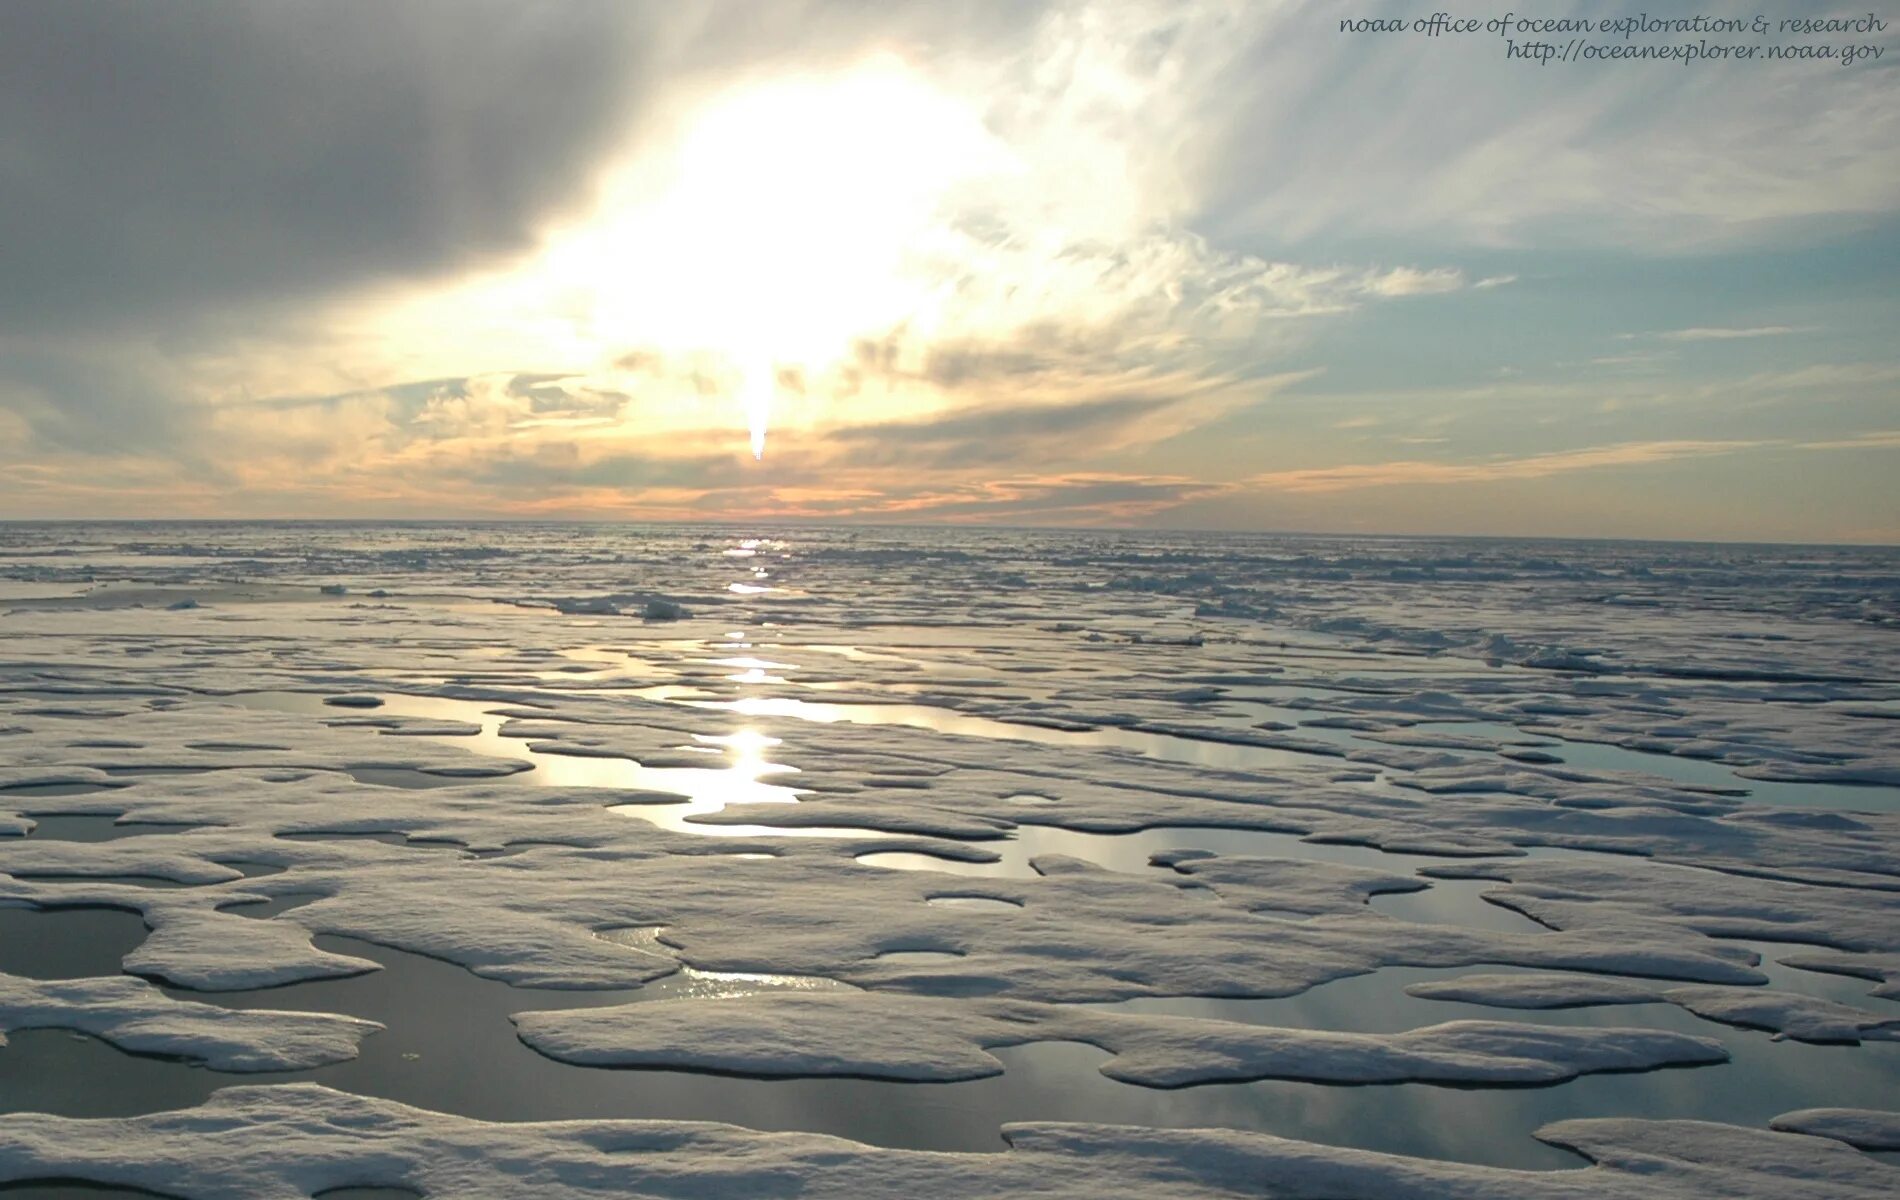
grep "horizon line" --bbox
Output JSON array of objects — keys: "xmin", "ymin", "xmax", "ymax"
[{"xmin": 0, "ymin": 515, "xmax": 1894, "ymax": 551}]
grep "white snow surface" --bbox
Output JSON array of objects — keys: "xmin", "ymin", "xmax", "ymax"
[
  {"xmin": 1769, "ymin": 1107, "xmax": 1900, "ymax": 1150},
  {"xmin": 514, "ymin": 991, "xmax": 1729, "ymax": 1085},
  {"xmin": 1407, "ymin": 973, "xmax": 1900, "ymax": 1043},
  {"xmin": 0, "ymin": 1085, "xmax": 1896, "ymax": 1199},
  {"xmin": 0, "ymin": 971, "xmax": 379, "ymax": 1070}
]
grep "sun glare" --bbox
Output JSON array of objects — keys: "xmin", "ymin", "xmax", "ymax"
[
  {"xmin": 550, "ymin": 60, "xmax": 1004, "ymax": 456},
  {"xmin": 739, "ymin": 360, "xmax": 772, "ymax": 459}
]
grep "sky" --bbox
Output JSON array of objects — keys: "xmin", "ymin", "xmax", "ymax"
[{"xmin": 2, "ymin": 0, "xmax": 1896, "ymax": 541}]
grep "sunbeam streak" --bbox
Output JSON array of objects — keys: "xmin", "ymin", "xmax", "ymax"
[{"xmin": 742, "ymin": 364, "xmax": 772, "ymax": 459}]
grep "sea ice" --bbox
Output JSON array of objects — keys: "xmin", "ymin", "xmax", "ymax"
[
  {"xmin": 513, "ymin": 990, "xmax": 1729, "ymax": 1085},
  {"xmin": 0, "ymin": 1085, "xmax": 1895, "ymax": 1199},
  {"xmin": 1769, "ymin": 1107, "xmax": 1900, "ymax": 1150},
  {"xmin": 1, "ymin": 524, "xmax": 1895, "ymax": 1193},
  {"xmin": 0, "ymin": 971, "xmax": 377, "ymax": 1070},
  {"xmin": 1408, "ymin": 973, "xmax": 1900, "ymax": 1043}
]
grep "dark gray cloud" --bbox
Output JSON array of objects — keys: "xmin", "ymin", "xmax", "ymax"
[
  {"xmin": 0, "ymin": 1, "xmax": 659, "ymax": 333},
  {"xmin": 0, "ymin": 349, "xmax": 182, "ymax": 457},
  {"xmin": 472, "ymin": 448, "xmax": 793, "ymax": 493},
  {"xmin": 844, "ymin": 325, "xmax": 1157, "ymax": 394},
  {"xmin": 826, "ymin": 395, "xmax": 1178, "ymax": 469},
  {"xmin": 0, "ymin": 0, "xmax": 1054, "ymax": 337},
  {"xmin": 783, "ymin": 474, "xmax": 1228, "ymax": 523}
]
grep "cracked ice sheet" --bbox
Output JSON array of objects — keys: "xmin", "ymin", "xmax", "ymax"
[
  {"xmin": 7, "ymin": 641, "xmax": 1892, "ymax": 858},
  {"xmin": 1775, "ymin": 950, "xmax": 1900, "ymax": 1000},
  {"xmin": 1405, "ymin": 974, "xmax": 1900, "ymax": 1044},
  {"xmin": 1419, "ymin": 857, "xmax": 1900, "ymax": 954},
  {"xmin": 1770, "ymin": 1108, "xmax": 1900, "ymax": 1151},
  {"xmin": 0, "ymin": 833, "xmax": 1769, "ymax": 999},
  {"xmin": 1271, "ymin": 682, "xmax": 1900, "ymax": 790},
  {"xmin": 3, "ymin": 702, "xmax": 1854, "ymax": 1002},
  {"xmin": 0, "ymin": 972, "xmax": 377, "ymax": 1070},
  {"xmin": 512, "ymin": 991, "xmax": 1728, "ymax": 1085},
  {"xmin": 3, "ymin": 524, "xmax": 1899, "ymax": 1186},
  {"xmin": 1, "ymin": 1086, "xmax": 1898, "ymax": 1200},
  {"xmin": 393, "ymin": 685, "xmax": 1900, "ymax": 884},
  {"xmin": 0, "ymin": 695, "xmax": 1872, "ymax": 1021},
  {"xmin": 0, "ymin": 737, "xmax": 1775, "ymax": 1000},
  {"xmin": 0, "ymin": 699, "xmax": 533, "ymax": 780}
]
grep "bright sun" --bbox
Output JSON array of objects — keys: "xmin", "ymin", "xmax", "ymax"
[{"xmin": 544, "ymin": 60, "xmax": 1004, "ymax": 457}]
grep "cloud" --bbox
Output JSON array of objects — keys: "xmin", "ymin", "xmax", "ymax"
[
  {"xmin": 1631, "ymin": 326, "xmax": 1814, "ymax": 342},
  {"xmin": 129, "ymin": 7, "xmax": 1469, "ymax": 467},
  {"xmin": 0, "ymin": 2, "xmax": 1478, "ymax": 484},
  {"xmin": 1359, "ymin": 267, "xmax": 1465, "ymax": 298},
  {"xmin": 0, "ymin": 347, "xmax": 198, "ymax": 457},
  {"xmin": 1244, "ymin": 429, "xmax": 1900, "ymax": 497},
  {"xmin": 0, "ymin": 0, "xmax": 1060, "ymax": 338},
  {"xmin": 1, "ymin": 1, "xmax": 1891, "ymax": 540},
  {"xmin": 1588, "ymin": 353, "xmax": 1668, "ymax": 368},
  {"xmin": 817, "ymin": 473, "xmax": 1233, "ymax": 524},
  {"xmin": 472, "ymin": 449, "xmax": 772, "ymax": 494},
  {"xmin": 1797, "ymin": 430, "xmax": 1900, "ymax": 451},
  {"xmin": 824, "ymin": 395, "xmax": 1181, "ymax": 470},
  {"xmin": 1247, "ymin": 440, "xmax": 1759, "ymax": 494},
  {"xmin": 1728, "ymin": 363, "xmax": 1900, "ymax": 392},
  {"xmin": 1196, "ymin": 1, "xmax": 1900, "ymax": 250},
  {"xmin": 0, "ymin": 2, "xmax": 664, "ymax": 334}
]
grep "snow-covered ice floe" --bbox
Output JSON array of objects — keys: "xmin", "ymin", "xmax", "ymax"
[
  {"xmin": 1, "ymin": 1085, "xmax": 1898, "ymax": 1199},
  {"xmin": 1, "ymin": 524, "xmax": 1897, "ymax": 1194}
]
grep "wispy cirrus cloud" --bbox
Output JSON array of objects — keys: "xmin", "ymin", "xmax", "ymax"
[
  {"xmin": 1796, "ymin": 430, "xmax": 1900, "ymax": 451},
  {"xmin": 1625, "ymin": 326, "xmax": 1815, "ymax": 342},
  {"xmin": 821, "ymin": 473, "xmax": 1233, "ymax": 524},
  {"xmin": 1247, "ymin": 440, "xmax": 1760, "ymax": 494},
  {"xmin": 1246, "ymin": 430, "xmax": 1900, "ymax": 497},
  {"xmin": 1212, "ymin": 3, "xmax": 1900, "ymax": 251}
]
